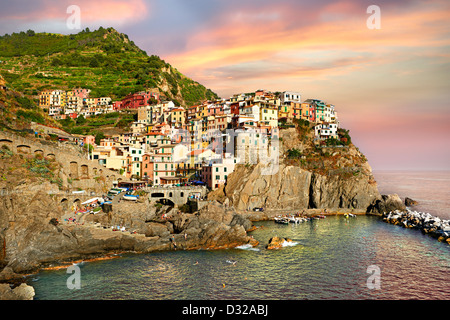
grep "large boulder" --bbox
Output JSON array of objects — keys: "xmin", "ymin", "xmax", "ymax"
[
  {"xmin": 405, "ymin": 197, "xmax": 418, "ymax": 206},
  {"xmin": 266, "ymin": 236, "xmax": 294, "ymax": 250},
  {"xmin": 367, "ymin": 194, "xmax": 406, "ymax": 215},
  {"xmin": 0, "ymin": 283, "xmax": 35, "ymax": 300}
]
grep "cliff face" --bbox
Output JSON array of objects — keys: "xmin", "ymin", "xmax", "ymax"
[
  {"xmin": 209, "ymin": 126, "xmax": 388, "ymax": 213},
  {"xmin": 210, "ymin": 162, "xmax": 380, "ymax": 212}
]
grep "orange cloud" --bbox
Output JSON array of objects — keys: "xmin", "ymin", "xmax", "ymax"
[{"xmin": 167, "ymin": 0, "xmax": 450, "ymax": 84}]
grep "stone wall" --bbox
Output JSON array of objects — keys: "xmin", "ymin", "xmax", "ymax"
[{"xmin": 0, "ymin": 130, "xmax": 120, "ymax": 192}]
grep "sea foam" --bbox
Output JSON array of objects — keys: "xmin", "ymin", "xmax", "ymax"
[{"xmin": 235, "ymin": 244, "xmax": 260, "ymax": 251}]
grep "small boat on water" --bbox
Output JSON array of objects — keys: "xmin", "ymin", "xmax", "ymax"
[
  {"xmin": 274, "ymin": 217, "xmax": 289, "ymax": 224},
  {"xmin": 289, "ymin": 216, "xmax": 307, "ymax": 224}
]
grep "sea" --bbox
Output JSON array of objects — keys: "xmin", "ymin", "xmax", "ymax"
[{"xmin": 27, "ymin": 171, "xmax": 450, "ymax": 301}]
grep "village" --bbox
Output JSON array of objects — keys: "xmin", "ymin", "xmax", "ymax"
[{"xmin": 37, "ymin": 88, "xmax": 340, "ymax": 190}]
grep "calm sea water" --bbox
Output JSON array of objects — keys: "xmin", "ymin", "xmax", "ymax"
[
  {"xmin": 373, "ymin": 170, "xmax": 450, "ymax": 220},
  {"xmin": 27, "ymin": 171, "xmax": 450, "ymax": 300},
  {"xmin": 29, "ymin": 216, "xmax": 450, "ymax": 300}
]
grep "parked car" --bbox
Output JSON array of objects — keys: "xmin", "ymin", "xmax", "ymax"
[{"xmin": 253, "ymin": 207, "xmax": 264, "ymax": 212}]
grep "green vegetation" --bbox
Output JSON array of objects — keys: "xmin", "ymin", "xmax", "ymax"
[
  {"xmin": 58, "ymin": 111, "xmax": 136, "ymax": 135},
  {"xmin": 287, "ymin": 148, "xmax": 302, "ymax": 159},
  {"xmin": 22, "ymin": 153, "xmax": 62, "ymax": 187},
  {"xmin": 0, "ymin": 27, "xmax": 218, "ymax": 106},
  {"xmin": 337, "ymin": 128, "xmax": 352, "ymax": 146}
]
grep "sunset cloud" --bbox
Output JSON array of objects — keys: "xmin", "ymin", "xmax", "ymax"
[{"xmin": 0, "ymin": 0, "xmax": 149, "ymax": 32}]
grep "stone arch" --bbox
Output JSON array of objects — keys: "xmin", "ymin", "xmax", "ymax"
[
  {"xmin": 157, "ymin": 198, "xmax": 175, "ymax": 206},
  {"xmin": 0, "ymin": 139, "xmax": 13, "ymax": 150},
  {"xmin": 151, "ymin": 192, "xmax": 165, "ymax": 198},
  {"xmin": 34, "ymin": 149, "xmax": 44, "ymax": 157},
  {"xmin": 46, "ymin": 153, "xmax": 56, "ymax": 160},
  {"xmin": 169, "ymin": 192, "xmax": 173, "ymax": 197},
  {"xmin": 60, "ymin": 198, "xmax": 69, "ymax": 210},
  {"xmin": 70, "ymin": 161, "xmax": 79, "ymax": 179},
  {"xmin": 17, "ymin": 145, "xmax": 31, "ymax": 154},
  {"xmin": 93, "ymin": 167, "xmax": 98, "ymax": 175},
  {"xmin": 73, "ymin": 199, "xmax": 81, "ymax": 209},
  {"xmin": 80, "ymin": 165, "xmax": 89, "ymax": 179}
]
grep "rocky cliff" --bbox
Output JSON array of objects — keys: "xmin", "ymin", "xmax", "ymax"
[
  {"xmin": 0, "ymin": 180, "xmax": 256, "ymax": 284},
  {"xmin": 209, "ymin": 126, "xmax": 403, "ymax": 214}
]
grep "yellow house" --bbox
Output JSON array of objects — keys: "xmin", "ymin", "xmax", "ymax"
[
  {"xmin": 39, "ymin": 90, "xmax": 52, "ymax": 108},
  {"xmin": 260, "ymin": 106, "xmax": 278, "ymax": 128},
  {"xmin": 169, "ymin": 108, "xmax": 186, "ymax": 126},
  {"xmin": 278, "ymin": 104, "xmax": 292, "ymax": 119}
]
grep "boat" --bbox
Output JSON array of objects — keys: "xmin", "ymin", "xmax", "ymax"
[
  {"xmin": 123, "ymin": 194, "xmax": 139, "ymax": 201},
  {"xmin": 108, "ymin": 188, "xmax": 123, "ymax": 195},
  {"xmin": 289, "ymin": 216, "xmax": 305, "ymax": 224},
  {"xmin": 274, "ymin": 217, "xmax": 289, "ymax": 224}
]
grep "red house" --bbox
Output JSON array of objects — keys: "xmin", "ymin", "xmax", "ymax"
[
  {"xmin": 121, "ymin": 90, "xmax": 160, "ymax": 110},
  {"xmin": 113, "ymin": 101, "xmax": 123, "ymax": 110}
]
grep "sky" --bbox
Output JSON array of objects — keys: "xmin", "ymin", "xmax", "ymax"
[{"xmin": 1, "ymin": 0, "xmax": 449, "ymax": 171}]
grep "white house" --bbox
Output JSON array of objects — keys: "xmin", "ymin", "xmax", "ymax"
[
  {"xmin": 314, "ymin": 123, "xmax": 339, "ymax": 140},
  {"xmin": 280, "ymin": 91, "xmax": 301, "ymax": 104}
]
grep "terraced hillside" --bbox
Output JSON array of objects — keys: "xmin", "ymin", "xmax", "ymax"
[{"xmin": 0, "ymin": 27, "xmax": 218, "ymax": 107}]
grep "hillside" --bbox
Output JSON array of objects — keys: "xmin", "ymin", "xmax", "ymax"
[
  {"xmin": 0, "ymin": 74, "xmax": 59, "ymax": 130},
  {"xmin": 0, "ymin": 27, "xmax": 218, "ymax": 107}
]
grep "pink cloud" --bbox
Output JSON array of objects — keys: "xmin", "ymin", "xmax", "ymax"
[{"xmin": 6, "ymin": 0, "xmax": 149, "ymax": 25}]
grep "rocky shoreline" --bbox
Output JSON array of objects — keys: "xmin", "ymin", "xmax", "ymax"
[
  {"xmin": 381, "ymin": 208, "xmax": 450, "ymax": 244},
  {"xmin": 0, "ymin": 195, "xmax": 258, "ymax": 292}
]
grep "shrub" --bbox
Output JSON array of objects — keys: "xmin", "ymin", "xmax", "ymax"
[
  {"xmin": 325, "ymin": 137, "xmax": 344, "ymax": 146},
  {"xmin": 287, "ymin": 148, "xmax": 302, "ymax": 158}
]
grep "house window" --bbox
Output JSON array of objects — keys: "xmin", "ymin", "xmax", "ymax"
[{"xmin": 216, "ymin": 175, "xmax": 220, "ymax": 180}]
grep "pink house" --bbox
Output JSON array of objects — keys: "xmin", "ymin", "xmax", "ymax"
[
  {"xmin": 83, "ymin": 135, "xmax": 96, "ymax": 146},
  {"xmin": 72, "ymin": 88, "xmax": 91, "ymax": 99}
]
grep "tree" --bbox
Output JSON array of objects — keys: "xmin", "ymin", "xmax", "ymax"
[
  {"xmin": 76, "ymin": 114, "xmax": 86, "ymax": 125},
  {"xmin": 147, "ymin": 97, "xmax": 158, "ymax": 105},
  {"xmin": 89, "ymin": 57, "xmax": 99, "ymax": 68},
  {"xmin": 95, "ymin": 131, "xmax": 105, "ymax": 145}
]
